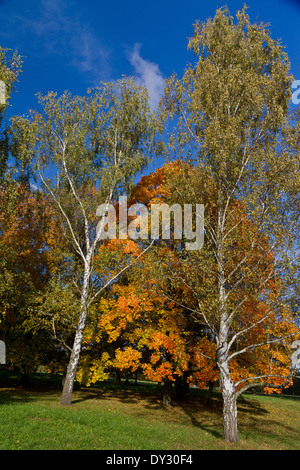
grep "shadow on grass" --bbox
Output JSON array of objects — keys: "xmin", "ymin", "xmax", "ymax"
[
  {"xmin": 0, "ymin": 371, "xmax": 298, "ymax": 444},
  {"xmin": 0, "ymin": 370, "xmax": 64, "ymax": 405},
  {"xmin": 72, "ymin": 382, "xmax": 271, "ymax": 441},
  {"xmin": 72, "ymin": 382, "xmax": 163, "ymax": 407}
]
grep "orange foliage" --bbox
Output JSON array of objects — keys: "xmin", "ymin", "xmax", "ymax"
[{"xmin": 80, "ymin": 161, "xmax": 298, "ymax": 394}]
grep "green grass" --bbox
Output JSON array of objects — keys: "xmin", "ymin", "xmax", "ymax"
[{"xmin": 0, "ymin": 372, "xmax": 299, "ymax": 450}]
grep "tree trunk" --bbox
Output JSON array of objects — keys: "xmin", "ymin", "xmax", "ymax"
[
  {"xmin": 60, "ymin": 262, "xmax": 90, "ymax": 406},
  {"xmin": 162, "ymin": 378, "xmax": 172, "ymax": 406},
  {"xmin": 175, "ymin": 373, "xmax": 189, "ymax": 399},
  {"xmin": 218, "ymin": 358, "xmax": 239, "ymax": 444},
  {"xmin": 222, "ymin": 383, "xmax": 238, "ymax": 444},
  {"xmin": 206, "ymin": 381, "xmax": 214, "ymax": 407},
  {"xmin": 19, "ymin": 372, "xmax": 30, "ymax": 387},
  {"xmin": 60, "ymin": 320, "xmax": 85, "ymax": 405},
  {"xmin": 115, "ymin": 370, "xmax": 122, "ymax": 385},
  {"xmin": 216, "ymin": 197, "xmax": 239, "ymax": 443}
]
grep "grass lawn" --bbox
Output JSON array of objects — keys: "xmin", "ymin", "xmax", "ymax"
[{"xmin": 0, "ymin": 371, "xmax": 299, "ymax": 450}]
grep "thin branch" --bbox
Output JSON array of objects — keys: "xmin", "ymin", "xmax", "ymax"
[
  {"xmin": 182, "ymin": 110, "xmax": 202, "ymax": 146},
  {"xmin": 228, "ymin": 307, "xmax": 273, "ymax": 351},
  {"xmin": 157, "ymin": 290, "xmax": 215, "ymax": 333},
  {"xmin": 61, "ymin": 144, "xmax": 90, "ymax": 253},
  {"xmin": 195, "ymin": 350, "xmax": 215, "ymax": 361},
  {"xmin": 235, "ymin": 373, "xmax": 295, "ymax": 397},
  {"xmin": 88, "ymin": 237, "xmax": 156, "ymax": 306},
  {"xmin": 229, "ymin": 331, "xmax": 300, "ymax": 362},
  {"xmin": 227, "ymin": 262, "xmax": 276, "ymax": 325},
  {"xmin": 50, "ymin": 316, "xmax": 73, "ymax": 352},
  {"xmin": 38, "ymin": 165, "xmax": 85, "ymax": 261}
]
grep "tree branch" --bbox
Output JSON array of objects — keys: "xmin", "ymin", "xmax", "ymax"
[{"xmin": 235, "ymin": 372, "xmax": 295, "ymax": 397}]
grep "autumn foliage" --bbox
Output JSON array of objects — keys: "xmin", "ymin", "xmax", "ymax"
[{"xmin": 66, "ymin": 161, "xmax": 299, "ymax": 398}]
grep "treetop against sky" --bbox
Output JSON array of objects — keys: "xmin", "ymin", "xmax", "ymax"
[{"xmin": 1, "ymin": 1, "xmax": 300, "ymax": 134}]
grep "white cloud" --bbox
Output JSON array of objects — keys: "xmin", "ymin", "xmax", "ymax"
[{"xmin": 128, "ymin": 43, "xmax": 165, "ymax": 110}]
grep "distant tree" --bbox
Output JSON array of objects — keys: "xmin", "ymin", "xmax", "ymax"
[{"xmin": 0, "ymin": 186, "xmax": 55, "ymax": 382}]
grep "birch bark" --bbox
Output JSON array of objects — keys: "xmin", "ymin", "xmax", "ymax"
[
  {"xmin": 216, "ymin": 194, "xmax": 239, "ymax": 444},
  {"xmin": 60, "ymin": 259, "xmax": 91, "ymax": 406}
]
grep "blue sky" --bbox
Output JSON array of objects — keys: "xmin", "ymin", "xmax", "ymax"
[
  {"xmin": 1, "ymin": 0, "xmax": 300, "ymax": 147},
  {"xmin": 1, "ymin": 0, "xmax": 300, "ymax": 114}
]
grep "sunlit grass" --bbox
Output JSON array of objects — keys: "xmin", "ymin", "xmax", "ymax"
[{"xmin": 0, "ymin": 372, "xmax": 299, "ymax": 450}]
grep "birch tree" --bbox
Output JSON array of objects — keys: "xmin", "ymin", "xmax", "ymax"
[
  {"xmin": 162, "ymin": 6, "xmax": 300, "ymax": 444},
  {"xmin": 11, "ymin": 78, "xmax": 160, "ymax": 405}
]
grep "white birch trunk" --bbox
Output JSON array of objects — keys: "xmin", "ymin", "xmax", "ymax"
[
  {"xmin": 60, "ymin": 259, "xmax": 91, "ymax": 406},
  {"xmin": 217, "ymin": 345, "xmax": 239, "ymax": 444},
  {"xmin": 216, "ymin": 196, "xmax": 239, "ymax": 444}
]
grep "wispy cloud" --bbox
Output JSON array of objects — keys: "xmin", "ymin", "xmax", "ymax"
[
  {"xmin": 69, "ymin": 27, "xmax": 112, "ymax": 81},
  {"xmin": 13, "ymin": 0, "xmax": 112, "ymax": 83},
  {"xmin": 1, "ymin": 1, "xmax": 165, "ymax": 98},
  {"xmin": 128, "ymin": 43, "xmax": 165, "ymax": 110}
]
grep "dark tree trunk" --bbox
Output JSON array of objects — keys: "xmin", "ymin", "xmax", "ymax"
[
  {"xmin": 175, "ymin": 373, "xmax": 189, "ymax": 399},
  {"xmin": 206, "ymin": 381, "xmax": 214, "ymax": 407},
  {"xmin": 19, "ymin": 373, "xmax": 30, "ymax": 387},
  {"xmin": 115, "ymin": 370, "xmax": 122, "ymax": 385},
  {"xmin": 162, "ymin": 378, "xmax": 172, "ymax": 406}
]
